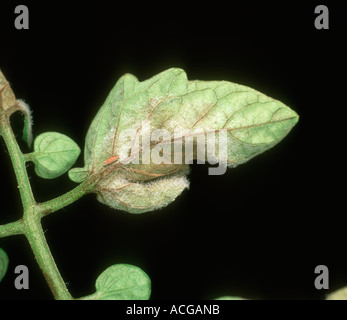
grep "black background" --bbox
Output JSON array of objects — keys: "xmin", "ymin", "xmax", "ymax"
[{"xmin": 0, "ymin": 1, "xmax": 346, "ymax": 300}]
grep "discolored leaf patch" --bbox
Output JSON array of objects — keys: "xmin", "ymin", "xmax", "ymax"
[{"xmin": 69, "ymin": 68, "xmax": 298, "ymax": 213}]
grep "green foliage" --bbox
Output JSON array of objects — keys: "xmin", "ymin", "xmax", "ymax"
[
  {"xmin": 0, "ymin": 67, "xmax": 300, "ymax": 300},
  {"xmin": 31, "ymin": 132, "xmax": 81, "ymax": 179},
  {"xmin": 82, "ymin": 264, "xmax": 151, "ymax": 300},
  {"xmin": 70, "ymin": 68, "xmax": 298, "ymax": 214},
  {"xmin": 0, "ymin": 248, "xmax": 9, "ymax": 283}
]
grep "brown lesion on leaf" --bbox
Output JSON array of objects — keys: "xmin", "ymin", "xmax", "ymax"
[{"xmin": 0, "ymin": 71, "xmax": 17, "ymax": 114}]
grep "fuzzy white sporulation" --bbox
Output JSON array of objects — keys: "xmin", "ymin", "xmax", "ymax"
[
  {"xmin": 68, "ymin": 68, "xmax": 298, "ymax": 214},
  {"xmin": 97, "ymin": 172, "xmax": 189, "ymax": 214},
  {"xmin": 102, "ymin": 126, "xmax": 116, "ymax": 149},
  {"xmin": 16, "ymin": 99, "xmax": 33, "ymax": 147}
]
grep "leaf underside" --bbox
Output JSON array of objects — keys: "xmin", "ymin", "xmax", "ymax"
[
  {"xmin": 33, "ymin": 132, "xmax": 81, "ymax": 179},
  {"xmin": 81, "ymin": 264, "xmax": 151, "ymax": 300},
  {"xmin": 69, "ymin": 68, "xmax": 298, "ymax": 213}
]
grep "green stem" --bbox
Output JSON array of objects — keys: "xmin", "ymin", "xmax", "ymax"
[
  {"xmin": 37, "ymin": 179, "xmax": 95, "ymax": 218},
  {"xmin": 0, "ymin": 112, "xmax": 76, "ymax": 299},
  {"xmin": 0, "ymin": 220, "xmax": 25, "ymax": 238},
  {"xmin": 0, "ymin": 113, "xmax": 35, "ymax": 208},
  {"xmin": 23, "ymin": 209, "xmax": 72, "ymax": 300}
]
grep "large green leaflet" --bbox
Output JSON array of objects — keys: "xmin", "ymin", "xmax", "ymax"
[{"xmin": 69, "ymin": 68, "xmax": 298, "ymax": 213}]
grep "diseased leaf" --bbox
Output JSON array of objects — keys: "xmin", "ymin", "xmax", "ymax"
[
  {"xmin": 0, "ymin": 248, "xmax": 9, "ymax": 283},
  {"xmin": 17, "ymin": 99, "xmax": 33, "ymax": 147},
  {"xmin": 70, "ymin": 68, "xmax": 298, "ymax": 213},
  {"xmin": 81, "ymin": 264, "xmax": 151, "ymax": 300},
  {"xmin": 97, "ymin": 171, "xmax": 190, "ymax": 213},
  {"xmin": 32, "ymin": 132, "xmax": 80, "ymax": 179},
  {"xmin": 0, "ymin": 70, "xmax": 33, "ymax": 147},
  {"xmin": 0, "ymin": 70, "xmax": 16, "ymax": 113}
]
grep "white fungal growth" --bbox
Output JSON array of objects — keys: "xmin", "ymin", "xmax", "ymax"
[
  {"xmin": 97, "ymin": 172, "xmax": 190, "ymax": 214},
  {"xmin": 16, "ymin": 99, "xmax": 33, "ymax": 147}
]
